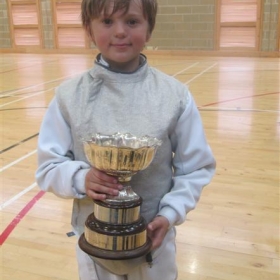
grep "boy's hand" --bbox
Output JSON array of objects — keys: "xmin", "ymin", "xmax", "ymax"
[
  {"xmin": 147, "ymin": 216, "xmax": 170, "ymax": 250},
  {"xmin": 85, "ymin": 167, "xmax": 123, "ymax": 200}
]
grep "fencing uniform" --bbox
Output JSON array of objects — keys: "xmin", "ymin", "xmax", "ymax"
[{"xmin": 36, "ymin": 54, "xmax": 216, "ymax": 279}]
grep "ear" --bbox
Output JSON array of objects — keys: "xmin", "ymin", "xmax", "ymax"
[
  {"xmin": 146, "ymin": 32, "xmax": 152, "ymax": 42},
  {"xmin": 85, "ymin": 26, "xmax": 96, "ymax": 44}
]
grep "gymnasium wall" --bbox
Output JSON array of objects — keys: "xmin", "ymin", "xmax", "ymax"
[
  {"xmin": 261, "ymin": 0, "xmax": 279, "ymax": 51},
  {"xmin": 149, "ymin": 0, "xmax": 216, "ymax": 51},
  {"xmin": 0, "ymin": 0, "xmax": 10, "ymax": 48},
  {"xmin": 0, "ymin": 0, "xmax": 279, "ymax": 56}
]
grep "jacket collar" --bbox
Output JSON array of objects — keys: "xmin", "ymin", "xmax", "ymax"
[{"xmin": 89, "ymin": 53, "xmax": 149, "ymax": 83}]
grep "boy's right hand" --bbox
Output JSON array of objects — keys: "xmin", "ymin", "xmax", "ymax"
[{"xmin": 85, "ymin": 167, "xmax": 123, "ymax": 200}]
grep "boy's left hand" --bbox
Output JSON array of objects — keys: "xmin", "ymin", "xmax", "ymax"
[{"xmin": 147, "ymin": 216, "xmax": 170, "ymax": 250}]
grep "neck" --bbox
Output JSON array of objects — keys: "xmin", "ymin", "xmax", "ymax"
[{"xmin": 98, "ymin": 55, "xmax": 143, "ymax": 73}]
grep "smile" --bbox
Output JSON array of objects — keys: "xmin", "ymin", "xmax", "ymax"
[{"xmin": 111, "ymin": 44, "xmax": 131, "ymax": 47}]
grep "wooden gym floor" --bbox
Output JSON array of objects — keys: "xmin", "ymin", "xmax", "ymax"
[{"xmin": 0, "ymin": 52, "xmax": 279, "ymax": 280}]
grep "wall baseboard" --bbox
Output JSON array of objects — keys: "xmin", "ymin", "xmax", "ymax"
[{"xmin": 0, "ymin": 48, "xmax": 279, "ymax": 58}]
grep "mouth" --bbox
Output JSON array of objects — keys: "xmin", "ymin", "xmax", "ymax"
[{"xmin": 111, "ymin": 43, "xmax": 131, "ymax": 48}]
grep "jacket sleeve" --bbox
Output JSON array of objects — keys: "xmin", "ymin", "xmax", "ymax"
[
  {"xmin": 157, "ymin": 90, "xmax": 216, "ymax": 227},
  {"xmin": 35, "ymin": 97, "xmax": 90, "ymax": 199}
]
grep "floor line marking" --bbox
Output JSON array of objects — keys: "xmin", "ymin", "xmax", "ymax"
[
  {"xmin": 0, "ymin": 87, "xmax": 54, "ymax": 99},
  {"xmin": 0, "ymin": 183, "xmax": 37, "ymax": 211},
  {"xmin": 0, "ymin": 150, "xmax": 37, "ymax": 173},
  {"xmin": 0, "ymin": 59, "xmax": 60, "ymax": 74},
  {"xmin": 0, "ymin": 133, "xmax": 39, "ymax": 154},
  {"xmin": 0, "ymin": 190, "xmax": 45, "ymax": 245},
  {"xmin": 0, "ymin": 70, "xmax": 85, "ymax": 97},
  {"xmin": 199, "ymin": 107, "xmax": 279, "ymax": 113},
  {"xmin": 0, "ymin": 80, "xmax": 57, "ymax": 97},
  {"xmin": 185, "ymin": 63, "xmax": 218, "ymax": 85},
  {"xmin": 172, "ymin": 62, "xmax": 200, "ymax": 77},
  {"xmin": 0, "ymin": 90, "xmax": 53, "ymax": 108},
  {"xmin": 200, "ymin": 92, "xmax": 280, "ymax": 107}
]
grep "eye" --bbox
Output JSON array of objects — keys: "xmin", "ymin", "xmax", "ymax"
[
  {"xmin": 102, "ymin": 18, "xmax": 112, "ymax": 25},
  {"xmin": 127, "ymin": 19, "xmax": 138, "ymax": 26}
]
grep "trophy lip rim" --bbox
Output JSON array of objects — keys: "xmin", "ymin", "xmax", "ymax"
[
  {"xmin": 82, "ymin": 132, "xmax": 162, "ymax": 149},
  {"xmin": 83, "ymin": 141, "xmax": 160, "ymax": 150}
]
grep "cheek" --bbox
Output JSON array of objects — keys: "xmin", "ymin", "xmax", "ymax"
[
  {"xmin": 132, "ymin": 33, "xmax": 150, "ymax": 47},
  {"xmin": 94, "ymin": 33, "xmax": 109, "ymax": 47}
]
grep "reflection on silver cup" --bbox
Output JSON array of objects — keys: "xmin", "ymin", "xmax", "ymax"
[{"xmin": 79, "ymin": 133, "xmax": 162, "ymax": 260}]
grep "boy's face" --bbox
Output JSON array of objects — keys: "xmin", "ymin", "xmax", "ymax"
[{"xmin": 89, "ymin": 0, "xmax": 151, "ymax": 72}]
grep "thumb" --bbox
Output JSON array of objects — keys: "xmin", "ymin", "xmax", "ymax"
[{"xmin": 147, "ymin": 219, "xmax": 160, "ymax": 231}]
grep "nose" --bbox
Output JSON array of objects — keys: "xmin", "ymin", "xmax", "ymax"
[{"xmin": 114, "ymin": 22, "xmax": 126, "ymax": 38}]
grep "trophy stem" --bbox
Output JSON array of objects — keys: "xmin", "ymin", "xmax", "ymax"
[{"xmin": 117, "ymin": 175, "xmax": 133, "ymax": 182}]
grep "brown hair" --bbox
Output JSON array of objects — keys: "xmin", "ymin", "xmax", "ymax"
[{"xmin": 81, "ymin": 0, "xmax": 157, "ymax": 35}]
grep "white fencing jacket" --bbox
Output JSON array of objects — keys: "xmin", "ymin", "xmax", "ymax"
[{"xmin": 36, "ymin": 54, "xmax": 216, "ymax": 272}]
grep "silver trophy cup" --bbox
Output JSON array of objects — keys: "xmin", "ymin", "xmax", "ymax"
[{"xmin": 79, "ymin": 133, "xmax": 162, "ymax": 260}]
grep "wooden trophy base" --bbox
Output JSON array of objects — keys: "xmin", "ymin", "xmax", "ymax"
[{"xmin": 79, "ymin": 233, "xmax": 152, "ymax": 260}]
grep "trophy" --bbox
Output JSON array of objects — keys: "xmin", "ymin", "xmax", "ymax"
[{"xmin": 79, "ymin": 132, "xmax": 162, "ymax": 260}]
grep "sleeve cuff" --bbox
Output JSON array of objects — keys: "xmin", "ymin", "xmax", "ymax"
[
  {"xmin": 157, "ymin": 206, "xmax": 181, "ymax": 229},
  {"xmin": 73, "ymin": 168, "xmax": 90, "ymax": 195}
]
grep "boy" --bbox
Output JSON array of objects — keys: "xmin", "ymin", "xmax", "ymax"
[{"xmin": 36, "ymin": 0, "xmax": 216, "ymax": 279}]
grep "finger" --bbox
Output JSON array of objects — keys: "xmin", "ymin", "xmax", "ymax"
[
  {"xmin": 148, "ymin": 216, "xmax": 169, "ymax": 231},
  {"xmin": 147, "ymin": 218, "xmax": 170, "ymax": 250},
  {"xmin": 90, "ymin": 169, "xmax": 123, "ymax": 190},
  {"xmin": 91, "ymin": 180, "xmax": 123, "ymax": 191},
  {"xmin": 147, "ymin": 219, "xmax": 160, "ymax": 231},
  {"xmin": 87, "ymin": 189, "xmax": 107, "ymax": 200},
  {"xmin": 91, "ymin": 167, "xmax": 118, "ymax": 184},
  {"xmin": 86, "ymin": 182, "xmax": 120, "ymax": 198},
  {"xmin": 86, "ymin": 169, "xmax": 123, "ymax": 191},
  {"xmin": 150, "ymin": 232, "xmax": 163, "ymax": 250}
]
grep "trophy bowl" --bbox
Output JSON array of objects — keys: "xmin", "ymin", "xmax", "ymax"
[{"xmin": 79, "ymin": 133, "xmax": 162, "ymax": 260}]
